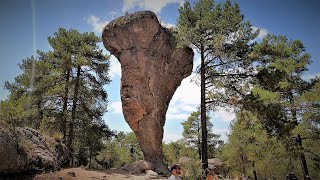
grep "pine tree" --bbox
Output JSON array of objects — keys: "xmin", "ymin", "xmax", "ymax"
[
  {"xmin": 243, "ymin": 34, "xmax": 311, "ymax": 136},
  {"xmin": 47, "ymin": 28, "xmax": 111, "ymax": 153},
  {"xmin": 181, "ymin": 110, "xmax": 222, "ymax": 159},
  {"xmin": 176, "ymin": 0, "xmax": 258, "ymax": 171},
  {"xmin": 3, "ymin": 28, "xmax": 112, "ymax": 166},
  {"xmin": 4, "ymin": 51, "xmax": 54, "ymax": 129}
]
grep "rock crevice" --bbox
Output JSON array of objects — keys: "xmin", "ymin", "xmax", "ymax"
[{"xmin": 102, "ymin": 11, "xmax": 193, "ymax": 175}]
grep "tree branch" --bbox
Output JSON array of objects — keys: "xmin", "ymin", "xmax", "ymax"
[{"xmin": 205, "ymin": 73, "xmax": 256, "ymax": 80}]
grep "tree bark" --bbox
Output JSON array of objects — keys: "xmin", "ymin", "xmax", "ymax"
[
  {"xmin": 297, "ymin": 134, "xmax": 310, "ymax": 179},
  {"xmin": 200, "ymin": 44, "xmax": 208, "ymax": 171},
  {"xmin": 198, "ymin": 121, "xmax": 202, "ymax": 160},
  {"xmin": 62, "ymin": 69, "xmax": 70, "ymax": 139},
  {"xmin": 252, "ymin": 161, "xmax": 258, "ymax": 180},
  {"xmin": 35, "ymin": 100, "xmax": 43, "ymax": 129},
  {"xmin": 68, "ymin": 65, "xmax": 81, "ymax": 153}
]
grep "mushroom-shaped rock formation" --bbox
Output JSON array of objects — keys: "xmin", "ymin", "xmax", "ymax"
[{"xmin": 102, "ymin": 11, "xmax": 193, "ymax": 175}]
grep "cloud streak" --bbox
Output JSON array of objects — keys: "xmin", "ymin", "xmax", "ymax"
[
  {"xmin": 86, "ymin": 15, "xmax": 109, "ymax": 33},
  {"xmin": 109, "ymin": 101, "xmax": 123, "ymax": 114},
  {"xmin": 122, "ymin": 0, "xmax": 184, "ymax": 14},
  {"xmin": 211, "ymin": 108, "xmax": 235, "ymax": 123},
  {"xmin": 109, "ymin": 55, "xmax": 121, "ymax": 78},
  {"xmin": 252, "ymin": 26, "xmax": 269, "ymax": 40},
  {"xmin": 302, "ymin": 72, "xmax": 320, "ymax": 81}
]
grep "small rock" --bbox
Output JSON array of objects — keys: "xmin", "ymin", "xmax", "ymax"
[
  {"xmin": 146, "ymin": 170, "xmax": 158, "ymax": 176},
  {"xmin": 126, "ymin": 160, "xmax": 154, "ymax": 174},
  {"xmin": 67, "ymin": 171, "xmax": 76, "ymax": 177},
  {"xmin": 178, "ymin": 157, "xmax": 192, "ymax": 164}
]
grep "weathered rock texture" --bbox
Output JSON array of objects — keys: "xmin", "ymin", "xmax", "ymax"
[
  {"xmin": 208, "ymin": 158, "xmax": 225, "ymax": 175},
  {"xmin": 0, "ymin": 127, "xmax": 69, "ymax": 175},
  {"xmin": 102, "ymin": 11, "xmax": 193, "ymax": 175},
  {"xmin": 126, "ymin": 160, "xmax": 155, "ymax": 174}
]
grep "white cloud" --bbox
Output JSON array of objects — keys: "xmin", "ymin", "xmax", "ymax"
[
  {"xmin": 171, "ymin": 73, "xmax": 201, "ymax": 106},
  {"xmin": 210, "ymin": 126, "xmax": 230, "ymax": 142},
  {"xmin": 252, "ymin": 26, "xmax": 269, "ymax": 40},
  {"xmin": 108, "ymin": 10, "xmax": 120, "ymax": 19},
  {"xmin": 86, "ymin": 15, "xmax": 109, "ymax": 33},
  {"xmin": 175, "ymin": 103, "xmax": 197, "ymax": 112},
  {"xmin": 166, "ymin": 113, "xmax": 190, "ymax": 120},
  {"xmin": 167, "ymin": 106, "xmax": 180, "ymax": 114},
  {"xmin": 165, "ymin": 73, "xmax": 200, "ymax": 122},
  {"xmin": 211, "ymin": 108, "xmax": 235, "ymax": 122},
  {"xmin": 160, "ymin": 21, "xmax": 175, "ymax": 28},
  {"xmin": 109, "ymin": 55, "xmax": 122, "ymax": 78},
  {"xmin": 302, "ymin": 72, "xmax": 320, "ymax": 81},
  {"xmin": 122, "ymin": 0, "xmax": 184, "ymax": 14},
  {"xmin": 109, "ymin": 101, "xmax": 123, "ymax": 114},
  {"xmin": 163, "ymin": 133, "xmax": 182, "ymax": 143}
]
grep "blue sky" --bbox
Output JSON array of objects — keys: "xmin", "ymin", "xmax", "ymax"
[{"xmin": 0, "ymin": 0, "xmax": 319, "ymax": 142}]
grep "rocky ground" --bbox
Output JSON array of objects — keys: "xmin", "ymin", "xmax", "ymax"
[{"xmin": 33, "ymin": 167, "xmax": 167, "ymax": 180}]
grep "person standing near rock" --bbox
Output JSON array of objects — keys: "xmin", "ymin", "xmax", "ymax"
[{"xmin": 168, "ymin": 164, "xmax": 182, "ymax": 180}]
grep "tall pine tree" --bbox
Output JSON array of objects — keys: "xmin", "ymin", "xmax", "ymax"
[{"xmin": 176, "ymin": 0, "xmax": 258, "ymax": 171}]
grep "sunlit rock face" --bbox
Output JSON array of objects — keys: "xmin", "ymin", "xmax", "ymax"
[
  {"xmin": 0, "ymin": 127, "xmax": 69, "ymax": 175},
  {"xmin": 102, "ymin": 11, "xmax": 193, "ymax": 175}
]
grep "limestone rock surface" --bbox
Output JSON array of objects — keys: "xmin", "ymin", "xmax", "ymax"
[
  {"xmin": 208, "ymin": 158, "xmax": 225, "ymax": 175},
  {"xmin": 178, "ymin": 157, "xmax": 193, "ymax": 164},
  {"xmin": 126, "ymin": 160, "xmax": 155, "ymax": 174},
  {"xmin": 102, "ymin": 11, "xmax": 193, "ymax": 175},
  {"xmin": 0, "ymin": 127, "xmax": 69, "ymax": 175}
]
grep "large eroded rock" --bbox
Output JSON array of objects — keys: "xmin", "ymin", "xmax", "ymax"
[
  {"xmin": 0, "ymin": 127, "xmax": 69, "ymax": 175},
  {"xmin": 102, "ymin": 11, "xmax": 193, "ymax": 175}
]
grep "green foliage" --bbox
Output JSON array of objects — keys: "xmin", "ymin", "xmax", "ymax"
[
  {"xmin": 180, "ymin": 159, "xmax": 202, "ymax": 180},
  {"xmin": 96, "ymin": 131, "xmax": 143, "ymax": 168},
  {"xmin": 220, "ymin": 77, "xmax": 320, "ymax": 179},
  {"xmin": 291, "ymin": 79, "xmax": 320, "ymax": 179},
  {"xmin": 218, "ymin": 111, "xmax": 300, "ymax": 179},
  {"xmin": 176, "ymin": 1, "xmax": 316, "ymax": 179},
  {"xmin": 177, "ymin": 1, "xmax": 258, "ymax": 170},
  {"xmin": 162, "ymin": 139, "xmax": 202, "ymax": 179},
  {"xmin": 176, "ymin": 0, "xmax": 258, "ymax": 108},
  {"xmin": 2, "ymin": 28, "xmax": 113, "ymax": 167},
  {"xmin": 181, "ymin": 110, "xmax": 222, "ymax": 159},
  {"xmin": 251, "ymin": 87, "xmax": 279, "ymax": 105},
  {"xmin": 17, "ymin": 137, "xmax": 34, "ymax": 152},
  {"xmin": 51, "ymin": 132, "xmax": 64, "ymax": 142},
  {"xmin": 162, "ymin": 140, "xmax": 198, "ymax": 166}
]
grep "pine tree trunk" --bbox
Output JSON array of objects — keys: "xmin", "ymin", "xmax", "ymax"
[
  {"xmin": 35, "ymin": 101, "xmax": 43, "ymax": 129},
  {"xmin": 252, "ymin": 161, "xmax": 258, "ymax": 180},
  {"xmin": 297, "ymin": 134, "xmax": 310, "ymax": 179},
  {"xmin": 200, "ymin": 45, "xmax": 208, "ymax": 171},
  {"xmin": 240, "ymin": 153, "xmax": 246, "ymax": 176},
  {"xmin": 68, "ymin": 65, "xmax": 81, "ymax": 153},
  {"xmin": 62, "ymin": 69, "xmax": 70, "ymax": 139},
  {"xmin": 198, "ymin": 127, "xmax": 201, "ymax": 160}
]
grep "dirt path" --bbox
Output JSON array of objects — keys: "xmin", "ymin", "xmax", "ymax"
[{"xmin": 33, "ymin": 168, "xmax": 167, "ymax": 180}]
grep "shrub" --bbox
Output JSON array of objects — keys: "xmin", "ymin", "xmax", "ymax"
[
  {"xmin": 180, "ymin": 159, "xmax": 202, "ymax": 180},
  {"xmin": 51, "ymin": 132, "xmax": 63, "ymax": 142}
]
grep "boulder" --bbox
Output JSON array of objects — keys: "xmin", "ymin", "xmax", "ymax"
[
  {"xmin": 178, "ymin": 157, "xmax": 193, "ymax": 164},
  {"xmin": 102, "ymin": 11, "xmax": 193, "ymax": 176},
  {"xmin": 146, "ymin": 169, "xmax": 158, "ymax": 176},
  {"xmin": 127, "ymin": 160, "xmax": 155, "ymax": 174},
  {"xmin": 208, "ymin": 158, "xmax": 225, "ymax": 175},
  {"xmin": 0, "ymin": 127, "xmax": 69, "ymax": 175}
]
